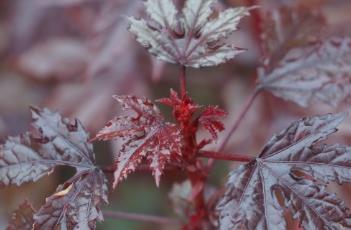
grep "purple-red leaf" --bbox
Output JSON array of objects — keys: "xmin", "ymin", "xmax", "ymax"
[
  {"xmin": 259, "ymin": 37, "xmax": 351, "ymax": 107},
  {"xmin": 33, "ymin": 169, "xmax": 108, "ymax": 230},
  {"xmin": 128, "ymin": 0, "xmax": 252, "ymax": 67},
  {"xmin": 261, "ymin": 6, "xmax": 326, "ymax": 70},
  {"xmin": 7, "ymin": 200, "xmax": 35, "ymax": 230},
  {"xmin": 0, "ymin": 108, "xmax": 94, "ymax": 187},
  {"xmin": 0, "ymin": 107, "xmax": 109, "ymax": 229},
  {"xmin": 217, "ymin": 113, "xmax": 351, "ymax": 230},
  {"xmin": 92, "ymin": 95, "xmax": 183, "ymax": 188}
]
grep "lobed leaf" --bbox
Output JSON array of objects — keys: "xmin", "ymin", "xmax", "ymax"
[
  {"xmin": 92, "ymin": 95, "xmax": 183, "ymax": 188},
  {"xmin": 0, "ymin": 107, "xmax": 109, "ymax": 229},
  {"xmin": 128, "ymin": 0, "xmax": 252, "ymax": 68},
  {"xmin": 217, "ymin": 113, "xmax": 351, "ymax": 230},
  {"xmin": 7, "ymin": 200, "xmax": 35, "ymax": 230},
  {"xmin": 259, "ymin": 37, "xmax": 351, "ymax": 107},
  {"xmin": 0, "ymin": 108, "xmax": 94, "ymax": 187},
  {"xmin": 33, "ymin": 169, "xmax": 108, "ymax": 230}
]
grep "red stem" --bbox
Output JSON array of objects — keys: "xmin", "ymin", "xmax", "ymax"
[
  {"xmin": 218, "ymin": 89, "xmax": 261, "ymax": 153},
  {"xmin": 179, "ymin": 65, "xmax": 187, "ymax": 98},
  {"xmin": 198, "ymin": 150, "xmax": 254, "ymax": 162},
  {"xmin": 103, "ymin": 210, "xmax": 180, "ymax": 225}
]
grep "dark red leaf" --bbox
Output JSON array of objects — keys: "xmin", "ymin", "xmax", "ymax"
[
  {"xmin": 127, "ymin": 0, "xmax": 252, "ymax": 67},
  {"xmin": 92, "ymin": 95, "xmax": 183, "ymax": 187},
  {"xmin": 261, "ymin": 5, "xmax": 326, "ymax": 70},
  {"xmin": 33, "ymin": 169, "xmax": 108, "ymax": 230},
  {"xmin": 0, "ymin": 107, "xmax": 109, "ymax": 229},
  {"xmin": 259, "ymin": 37, "xmax": 351, "ymax": 107},
  {"xmin": 0, "ymin": 108, "xmax": 95, "ymax": 187},
  {"xmin": 217, "ymin": 113, "xmax": 351, "ymax": 229}
]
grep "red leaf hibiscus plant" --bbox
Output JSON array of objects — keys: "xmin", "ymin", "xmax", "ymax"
[{"xmin": 2, "ymin": 0, "xmax": 351, "ymax": 230}]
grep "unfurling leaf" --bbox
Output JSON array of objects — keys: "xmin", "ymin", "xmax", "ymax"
[
  {"xmin": 0, "ymin": 107, "xmax": 109, "ymax": 229},
  {"xmin": 0, "ymin": 108, "xmax": 94, "ymax": 187},
  {"xmin": 7, "ymin": 200, "xmax": 35, "ymax": 230},
  {"xmin": 33, "ymin": 169, "xmax": 108, "ymax": 230},
  {"xmin": 217, "ymin": 113, "xmax": 351, "ymax": 230},
  {"xmin": 259, "ymin": 37, "xmax": 351, "ymax": 107},
  {"xmin": 92, "ymin": 95, "xmax": 183, "ymax": 188},
  {"xmin": 197, "ymin": 106, "xmax": 227, "ymax": 141},
  {"xmin": 128, "ymin": 0, "xmax": 252, "ymax": 68}
]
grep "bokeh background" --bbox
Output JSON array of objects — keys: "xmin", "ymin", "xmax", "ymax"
[{"xmin": 1, "ymin": 0, "xmax": 351, "ymax": 229}]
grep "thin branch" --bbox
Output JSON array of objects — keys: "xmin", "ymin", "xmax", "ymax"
[
  {"xmin": 218, "ymin": 89, "xmax": 261, "ymax": 152},
  {"xmin": 102, "ymin": 163, "xmax": 184, "ymax": 174},
  {"xmin": 179, "ymin": 65, "xmax": 187, "ymax": 98},
  {"xmin": 103, "ymin": 210, "xmax": 180, "ymax": 225},
  {"xmin": 198, "ymin": 150, "xmax": 253, "ymax": 162}
]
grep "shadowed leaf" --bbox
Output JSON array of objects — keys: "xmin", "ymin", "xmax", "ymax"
[
  {"xmin": 33, "ymin": 169, "xmax": 108, "ymax": 230},
  {"xmin": 7, "ymin": 200, "xmax": 35, "ymax": 230}
]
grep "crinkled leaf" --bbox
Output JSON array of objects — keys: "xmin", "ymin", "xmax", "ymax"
[
  {"xmin": 1, "ymin": 107, "xmax": 109, "ymax": 229},
  {"xmin": 92, "ymin": 95, "xmax": 183, "ymax": 188},
  {"xmin": 0, "ymin": 108, "xmax": 94, "ymax": 187},
  {"xmin": 258, "ymin": 37, "xmax": 351, "ymax": 107},
  {"xmin": 217, "ymin": 113, "xmax": 351, "ymax": 230},
  {"xmin": 128, "ymin": 0, "xmax": 251, "ymax": 67},
  {"xmin": 7, "ymin": 200, "xmax": 35, "ymax": 230},
  {"xmin": 33, "ymin": 169, "xmax": 108, "ymax": 230}
]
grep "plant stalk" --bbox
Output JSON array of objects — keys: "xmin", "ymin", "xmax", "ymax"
[
  {"xmin": 198, "ymin": 150, "xmax": 253, "ymax": 162},
  {"xmin": 218, "ymin": 89, "xmax": 261, "ymax": 152},
  {"xmin": 179, "ymin": 65, "xmax": 187, "ymax": 98},
  {"xmin": 103, "ymin": 210, "xmax": 180, "ymax": 225}
]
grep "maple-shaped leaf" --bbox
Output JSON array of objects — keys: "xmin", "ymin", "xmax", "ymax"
[
  {"xmin": 0, "ymin": 107, "xmax": 109, "ymax": 229},
  {"xmin": 197, "ymin": 106, "xmax": 227, "ymax": 141},
  {"xmin": 258, "ymin": 37, "xmax": 351, "ymax": 107},
  {"xmin": 33, "ymin": 169, "xmax": 108, "ymax": 229},
  {"xmin": 0, "ymin": 108, "xmax": 95, "ymax": 187},
  {"xmin": 217, "ymin": 113, "xmax": 351, "ymax": 230},
  {"xmin": 7, "ymin": 200, "xmax": 35, "ymax": 230},
  {"xmin": 92, "ymin": 95, "xmax": 183, "ymax": 188},
  {"xmin": 128, "ymin": 0, "xmax": 252, "ymax": 68}
]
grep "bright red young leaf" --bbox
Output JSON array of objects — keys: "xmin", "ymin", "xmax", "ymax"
[
  {"xmin": 0, "ymin": 107, "xmax": 108, "ymax": 228},
  {"xmin": 158, "ymin": 89, "xmax": 226, "ymax": 143},
  {"xmin": 197, "ymin": 105, "xmax": 227, "ymax": 141},
  {"xmin": 7, "ymin": 200, "xmax": 35, "ymax": 230},
  {"xmin": 92, "ymin": 95, "xmax": 183, "ymax": 188},
  {"xmin": 217, "ymin": 113, "xmax": 351, "ymax": 230},
  {"xmin": 259, "ymin": 37, "xmax": 351, "ymax": 107}
]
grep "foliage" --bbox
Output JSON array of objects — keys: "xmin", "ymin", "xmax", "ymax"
[{"xmin": 1, "ymin": 0, "xmax": 351, "ymax": 229}]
